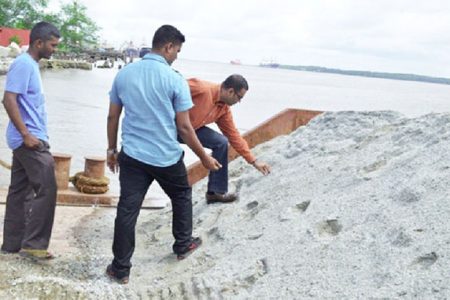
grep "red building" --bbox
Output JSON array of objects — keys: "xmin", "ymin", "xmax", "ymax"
[{"xmin": 0, "ymin": 27, "xmax": 30, "ymax": 47}]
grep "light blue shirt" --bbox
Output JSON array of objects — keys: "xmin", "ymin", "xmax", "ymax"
[
  {"xmin": 5, "ymin": 52, "xmax": 48, "ymax": 150},
  {"xmin": 109, "ymin": 53, "xmax": 193, "ymax": 167}
]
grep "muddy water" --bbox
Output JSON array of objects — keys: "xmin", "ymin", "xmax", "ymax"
[{"xmin": 1, "ymin": 59, "xmax": 450, "ymax": 195}]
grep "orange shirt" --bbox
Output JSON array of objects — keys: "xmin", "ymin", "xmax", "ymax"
[{"xmin": 187, "ymin": 78, "xmax": 256, "ymax": 163}]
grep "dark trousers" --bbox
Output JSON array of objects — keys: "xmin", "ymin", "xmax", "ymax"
[
  {"xmin": 180, "ymin": 126, "xmax": 229, "ymax": 194},
  {"xmin": 1, "ymin": 141, "xmax": 57, "ymax": 252},
  {"xmin": 111, "ymin": 150, "xmax": 193, "ymax": 277}
]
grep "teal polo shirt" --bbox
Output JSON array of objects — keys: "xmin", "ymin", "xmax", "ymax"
[{"xmin": 109, "ymin": 53, "xmax": 193, "ymax": 167}]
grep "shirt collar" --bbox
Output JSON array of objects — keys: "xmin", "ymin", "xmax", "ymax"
[
  {"xmin": 24, "ymin": 52, "xmax": 39, "ymax": 64},
  {"xmin": 142, "ymin": 52, "xmax": 168, "ymax": 65},
  {"xmin": 212, "ymin": 84, "xmax": 221, "ymax": 104}
]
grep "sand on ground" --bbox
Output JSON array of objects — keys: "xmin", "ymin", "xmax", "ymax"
[{"xmin": 0, "ymin": 111, "xmax": 449, "ymax": 299}]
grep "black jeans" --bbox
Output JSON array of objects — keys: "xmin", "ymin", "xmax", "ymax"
[
  {"xmin": 179, "ymin": 126, "xmax": 229, "ymax": 193},
  {"xmin": 1, "ymin": 141, "xmax": 57, "ymax": 252},
  {"xmin": 111, "ymin": 150, "xmax": 193, "ymax": 277}
]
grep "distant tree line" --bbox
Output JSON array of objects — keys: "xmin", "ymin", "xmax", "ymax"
[
  {"xmin": 280, "ymin": 65, "xmax": 450, "ymax": 85},
  {"xmin": 0, "ymin": 0, "xmax": 100, "ymax": 53}
]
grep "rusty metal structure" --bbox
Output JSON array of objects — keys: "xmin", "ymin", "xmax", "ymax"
[
  {"xmin": 0, "ymin": 108, "xmax": 323, "ymax": 207},
  {"xmin": 186, "ymin": 108, "xmax": 322, "ymax": 185}
]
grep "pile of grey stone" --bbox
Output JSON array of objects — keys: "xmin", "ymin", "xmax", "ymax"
[{"xmin": 0, "ymin": 42, "xmax": 25, "ymax": 75}]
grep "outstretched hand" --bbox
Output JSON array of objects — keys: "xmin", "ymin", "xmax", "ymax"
[
  {"xmin": 201, "ymin": 155, "xmax": 222, "ymax": 171},
  {"xmin": 252, "ymin": 160, "xmax": 271, "ymax": 175}
]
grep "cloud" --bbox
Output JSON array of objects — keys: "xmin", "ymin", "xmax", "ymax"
[{"xmin": 51, "ymin": 0, "xmax": 450, "ymax": 77}]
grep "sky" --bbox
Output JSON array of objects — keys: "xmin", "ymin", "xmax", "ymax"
[{"xmin": 48, "ymin": 0, "xmax": 450, "ymax": 78}]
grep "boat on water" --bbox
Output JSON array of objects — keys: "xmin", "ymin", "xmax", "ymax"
[
  {"xmin": 230, "ymin": 59, "xmax": 241, "ymax": 65},
  {"xmin": 259, "ymin": 58, "xmax": 280, "ymax": 68}
]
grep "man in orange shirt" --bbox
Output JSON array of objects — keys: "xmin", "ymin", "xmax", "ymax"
[{"xmin": 186, "ymin": 74, "xmax": 271, "ymax": 204}]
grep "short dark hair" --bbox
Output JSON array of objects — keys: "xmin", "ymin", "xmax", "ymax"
[
  {"xmin": 30, "ymin": 21, "xmax": 60, "ymax": 44},
  {"xmin": 152, "ymin": 25, "xmax": 185, "ymax": 49},
  {"xmin": 222, "ymin": 74, "xmax": 249, "ymax": 92}
]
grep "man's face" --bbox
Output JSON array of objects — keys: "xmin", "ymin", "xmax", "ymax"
[
  {"xmin": 164, "ymin": 43, "xmax": 182, "ymax": 65},
  {"xmin": 221, "ymin": 88, "xmax": 247, "ymax": 106},
  {"xmin": 37, "ymin": 36, "xmax": 60, "ymax": 60}
]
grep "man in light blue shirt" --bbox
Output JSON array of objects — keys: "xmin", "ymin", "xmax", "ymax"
[
  {"xmin": 2, "ymin": 22, "xmax": 60, "ymax": 259},
  {"xmin": 106, "ymin": 24, "xmax": 221, "ymax": 284},
  {"xmin": 109, "ymin": 52, "xmax": 193, "ymax": 167}
]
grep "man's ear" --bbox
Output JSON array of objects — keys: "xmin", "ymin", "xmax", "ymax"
[
  {"xmin": 164, "ymin": 42, "xmax": 174, "ymax": 53},
  {"xmin": 34, "ymin": 39, "xmax": 43, "ymax": 49}
]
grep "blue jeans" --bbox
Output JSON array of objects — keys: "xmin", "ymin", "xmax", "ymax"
[
  {"xmin": 181, "ymin": 126, "xmax": 228, "ymax": 194},
  {"xmin": 111, "ymin": 150, "xmax": 192, "ymax": 277}
]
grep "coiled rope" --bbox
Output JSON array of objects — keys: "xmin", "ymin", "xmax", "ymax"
[{"xmin": 69, "ymin": 171, "xmax": 109, "ymax": 194}]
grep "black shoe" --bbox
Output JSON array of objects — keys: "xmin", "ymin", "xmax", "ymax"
[
  {"xmin": 176, "ymin": 237, "xmax": 202, "ymax": 260},
  {"xmin": 106, "ymin": 264, "xmax": 129, "ymax": 284},
  {"xmin": 205, "ymin": 192, "xmax": 238, "ymax": 204}
]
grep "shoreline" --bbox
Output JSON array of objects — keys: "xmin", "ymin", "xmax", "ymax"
[{"xmin": 0, "ymin": 57, "xmax": 93, "ymax": 75}]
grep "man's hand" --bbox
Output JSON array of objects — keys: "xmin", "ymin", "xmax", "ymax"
[
  {"xmin": 201, "ymin": 155, "xmax": 222, "ymax": 171},
  {"xmin": 252, "ymin": 160, "xmax": 271, "ymax": 175},
  {"xmin": 176, "ymin": 110, "xmax": 222, "ymax": 171},
  {"xmin": 107, "ymin": 151, "xmax": 119, "ymax": 173},
  {"xmin": 22, "ymin": 133, "xmax": 41, "ymax": 149},
  {"xmin": 107, "ymin": 103, "xmax": 122, "ymax": 173}
]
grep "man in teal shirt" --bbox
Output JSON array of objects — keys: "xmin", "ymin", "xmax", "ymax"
[{"xmin": 106, "ymin": 24, "xmax": 221, "ymax": 284}]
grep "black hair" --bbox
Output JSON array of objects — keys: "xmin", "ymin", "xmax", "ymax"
[
  {"xmin": 30, "ymin": 21, "xmax": 60, "ymax": 44},
  {"xmin": 222, "ymin": 74, "xmax": 249, "ymax": 92},
  {"xmin": 152, "ymin": 25, "xmax": 185, "ymax": 49}
]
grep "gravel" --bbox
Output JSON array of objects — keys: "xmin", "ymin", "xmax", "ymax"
[{"xmin": 1, "ymin": 111, "xmax": 449, "ymax": 299}]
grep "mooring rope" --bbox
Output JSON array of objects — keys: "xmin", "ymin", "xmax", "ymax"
[{"xmin": 0, "ymin": 158, "xmax": 11, "ymax": 170}]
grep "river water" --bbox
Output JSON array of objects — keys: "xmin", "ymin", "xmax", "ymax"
[{"xmin": 1, "ymin": 59, "xmax": 450, "ymax": 200}]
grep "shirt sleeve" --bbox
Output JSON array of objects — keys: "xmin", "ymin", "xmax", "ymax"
[
  {"xmin": 188, "ymin": 78, "xmax": 203, "ymax": 100},
  {"xmin": 109, "ymin": 75, "xmax": 122, "ymax": 105},
  {"xmin": 5, "ymin": 58, "xmax": 33, "ymax": 95},
  {"xmin": 173, "ymin": 76, "xmax": 193, "ymax": 112},
  {"xmin": 216, "ymin": 107, "xmax": 256, "ymax": 163}
]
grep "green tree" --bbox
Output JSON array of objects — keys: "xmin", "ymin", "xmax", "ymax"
[
  {"xmin": 0, "ymin": 0, "xmax": 50, "ymax": 29},
  {"xmin": 8, "ymin": 35, "xmax": 22, "ymax": 45},
  {"xmin": 0, "ymin": 0, "xmax": 100, "ymax": 53},
  {"xmin": 58, "ymin": 0, "xmax": 100, "ymax": 52}
]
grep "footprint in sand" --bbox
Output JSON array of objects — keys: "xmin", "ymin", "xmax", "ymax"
[
  {"xmin": 317, "ymin": 219, "xmax": 343, "ymax": 237},
  {"xmin": 295, "ymin": 201, "xmax": 310, "ymax": 212},
  {"xmin": 412, "ymin": 252, "xmax": 438, "ymax": 269}
]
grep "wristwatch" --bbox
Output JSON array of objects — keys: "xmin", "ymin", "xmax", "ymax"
[{"xmin": 107, "ymin": 148, "xmax": 117, "ymax": 155}]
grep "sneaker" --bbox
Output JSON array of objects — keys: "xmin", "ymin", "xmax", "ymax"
[
  {"xmin": 106, "ymin": 264, "xmax": 129, "ymax": 284},
  {"xmin": 205, "ymin": 192, "xmax": 238, "ymax": 204},
  {"xmin": 177, "ymin": 237, "xmax": 202, "ymax": 260}
]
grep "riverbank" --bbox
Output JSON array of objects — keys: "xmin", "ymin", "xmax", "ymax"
[
  {"xmin": 1, "ymin": 43, "xmax": 93, "ymax": 74},
  {"xmin": 0, "ymin": 57, "xmax": 93, "ymax": 74},
  {"xmin": 0, "ymin": 57, "xmax": 13, "ymax": 75},
  {"xmin": 0, "ymin": 111, "xmax": 448, "ymax": 299},
  {"xmin": 40, "ymin": 58, "xmax": 93, "ymax": 71},
  {"xmin": 278, "ymin": 65, "xmax": 450, "ymax": 85}
]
